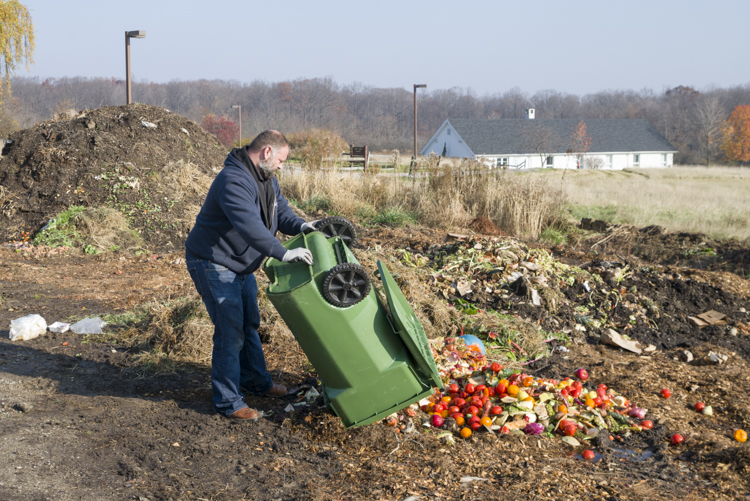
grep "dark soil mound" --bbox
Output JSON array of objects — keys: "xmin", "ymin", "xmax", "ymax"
[
  {"xmin": 469, "ymin": 215, "xmax": 506, "ymax": 236},
  {"xmin": 0, "ymin": 104, "xmax": 227, "ymax": 250}
]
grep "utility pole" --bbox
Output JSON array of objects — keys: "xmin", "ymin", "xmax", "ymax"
[
  {"xmin": 411, "ymin": 84, "xmax": 427, "ymax": 176},
  {"xmin": 232, "ymin": 105, "xmax": 242, "ymax": 147}
]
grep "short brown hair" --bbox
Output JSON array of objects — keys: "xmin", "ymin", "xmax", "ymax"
[{"xmin": 246, "ymin": 130, "xmax": 289, "ymax": 153}]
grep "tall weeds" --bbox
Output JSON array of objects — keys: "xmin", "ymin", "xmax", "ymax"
[{"xmin": 280, "ymin": 160, "xmax": 565, "ymax": 238}]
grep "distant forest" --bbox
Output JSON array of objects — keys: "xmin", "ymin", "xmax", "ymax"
[{"xmin": 3, "ymin": 76, "xmax": 750, "ymax": 164}]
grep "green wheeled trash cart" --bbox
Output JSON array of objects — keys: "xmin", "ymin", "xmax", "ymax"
[{"xmin": 262, "ymin": 221, "xmax": 443, "ymax": 428}]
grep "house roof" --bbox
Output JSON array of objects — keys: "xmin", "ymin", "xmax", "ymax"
[{"xmin": 443, "ymin": 119, "xmax": 676, "ymax": 155}]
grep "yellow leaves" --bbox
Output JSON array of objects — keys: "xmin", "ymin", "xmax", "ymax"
[
  {"xmin": 721, "ymin": 105, "xmax": 750, "ymax": 163},
  {"xmin": 0, "ymin": 0, "xmax": 35, "ymax": 100}
]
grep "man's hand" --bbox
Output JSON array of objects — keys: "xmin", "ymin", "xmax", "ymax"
[
  {"xmin": 282, "ymin": 248, "xmax": 313, "ymax": 265},
  {"xmin": 301, "ymin": 220, "xmax": 320, "ymax": 234}
]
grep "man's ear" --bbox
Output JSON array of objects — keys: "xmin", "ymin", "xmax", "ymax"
[{"xmin": 261, "ymin": 145, "xmax": 274, "ymax": 161}]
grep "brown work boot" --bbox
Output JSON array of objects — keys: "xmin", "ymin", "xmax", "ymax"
[
  {"xmin": 230, "ymin": 407, "xmax": 261, "ymax": 421},
  {"xmin": 264, "ymin": 383, "xmax": 288, "ymax": 397}
]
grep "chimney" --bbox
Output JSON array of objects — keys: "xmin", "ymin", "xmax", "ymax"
[{"xmin": 525, "ymin": 108, "xmax": 535, "ymax": 120}]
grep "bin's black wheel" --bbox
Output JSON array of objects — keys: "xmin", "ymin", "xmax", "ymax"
[
  {"xmin": 314, "ymin": 216, "xmax": 357, "ymax": 247},
  {"xmin": 322, "ymin": 263, "xmax": 371, "ymax": 307}
]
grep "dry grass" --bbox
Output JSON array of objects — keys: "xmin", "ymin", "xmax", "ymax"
[
  {"xmin": 543, "ymin": 166, "xmax": 750, "ymax": 241},
  {"xmin": 76, "ymin": 207, "xmax": 142, "ymax": 252},
  {"xmin": 279, "ymin": 160, "xmax": 565, "ymax": 238},
  {"xmin": 160, "ymin": 160, "xmax": 214, "ymax": 225}
]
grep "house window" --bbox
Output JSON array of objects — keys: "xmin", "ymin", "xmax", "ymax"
[
  {"xmin": 607, "ymin": 155, "xmax": 613, "ymax": 168},
  {"xmin": 498, "ymin": 157, "xmax": 508, "ymax": 167},
  {"xmin": 633, "ymin": 154, "xmax": 640, "ymax": 166},
  {"xmin": 447, "ymin": 128, "xmax": 451, "ymax": 135},
  {"xmin": 546, "ymin": 156, "xmax": 553, "ymax": 167},
  {"xmin": 662, "ymin": 154, "xmax": 668, "ymax": 166}
]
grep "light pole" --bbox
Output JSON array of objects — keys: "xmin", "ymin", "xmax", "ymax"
[
  {"xmin": 411, "ymin": 84, "xmax": 427, "ymax": 175},
  {"xmin": 232, "ymin": 105, "xmax": 242, "ymax": 147},
  {"xmin": 125, "ymin": 30, "xmax": 146, "ymax": 104}
]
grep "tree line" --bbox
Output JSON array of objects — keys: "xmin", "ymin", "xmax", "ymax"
[{"xmin": 2, "ymin": 76, "xmax": 750, "ymax": 164}]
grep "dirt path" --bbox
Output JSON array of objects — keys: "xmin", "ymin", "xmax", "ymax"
[{"xmin": 1, "ymin": 246, "xmax": 750, "ymax": 500}]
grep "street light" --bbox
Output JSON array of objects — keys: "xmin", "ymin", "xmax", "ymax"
[
  {"xmin": 125, "ymin": 30, "xmax": 146, "ymax": 105},
  {"xmin": 412, "ymin": 84, "xmax": 427, "ymax": 175},
  {"xmin": 232, "ymin": 105, "xmax": 242, "ymax": 147}
]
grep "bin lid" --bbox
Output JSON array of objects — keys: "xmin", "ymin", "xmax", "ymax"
[{"xmin": 377, "ymin": 260, "xmax": 443, "ymax": 389}]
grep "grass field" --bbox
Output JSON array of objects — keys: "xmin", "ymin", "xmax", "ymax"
[{"xmin": 534, "ymin": 166, "xmax": 750, "ymax": 242}]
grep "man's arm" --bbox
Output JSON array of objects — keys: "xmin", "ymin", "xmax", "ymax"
[{"xmin": 217, "ymin": 179, "xmax": 288, "ymax": 261}]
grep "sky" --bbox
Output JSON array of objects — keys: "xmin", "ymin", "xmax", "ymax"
[{"xmin": 18, "ymin": 0, "xmax": 750, "ymax": 97}]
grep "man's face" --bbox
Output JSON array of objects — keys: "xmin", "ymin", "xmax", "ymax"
[{"xmin": 258, "ymin": 145, "xmax": 289, "ymax": 179}]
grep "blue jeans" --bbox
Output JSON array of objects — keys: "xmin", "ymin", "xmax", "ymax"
[{"xmin": 186, "ymin": 257, "xmax": 273, "ymax": 416}]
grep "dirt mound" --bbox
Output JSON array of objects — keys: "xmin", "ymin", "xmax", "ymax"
[
  {"xmin": 570, "ymin": 221, "xmax": 750, "ymax": 278},
  {"xmin": 0, "ymin": 104, "xmax": 227, "ymax": 250},
  {"xmin": 469, "ymin": 215, "xmax": 506, "ymax": 236}
]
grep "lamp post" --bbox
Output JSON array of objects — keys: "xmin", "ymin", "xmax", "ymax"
[
  {"xmin": 232, "ymin": 105, "xmax": 242, "ymax": 147},
  {"xmin": 411, "ymin": 84, "xmax": 427, "ymax": 176},
  {"xmin": 125, "ymin": 30, "xmax": 146, "ymax": 105}
]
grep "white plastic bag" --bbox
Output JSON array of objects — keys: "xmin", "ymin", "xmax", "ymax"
[
  {"xmin": 9, "ymin": 314, "xmax": 47, "ymax": 341},
  {"xmin": 70, "ymin": 317, "xmax": 106, "ymax": 335},
  {"xmin": 48, "ymin": 322, "xmax": 71, "ymax": 333}
]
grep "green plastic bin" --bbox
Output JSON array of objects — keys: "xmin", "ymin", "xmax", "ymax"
[{"xmin": 263, "ymin": 231, "xmax": 443, "ymax": 428}]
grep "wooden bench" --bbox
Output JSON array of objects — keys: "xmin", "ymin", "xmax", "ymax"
[{"xmin": 345, "ymin": 145, "xmax": 369, "ymax": 171}]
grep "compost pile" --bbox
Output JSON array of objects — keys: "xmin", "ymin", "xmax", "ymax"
[
  {"xmin": 0, "ymin": 104, "xmax": 226, "ymax": 249},
  {"xmin": 415, "ymin": 234, "xmax": 750, "ymax": 359}
]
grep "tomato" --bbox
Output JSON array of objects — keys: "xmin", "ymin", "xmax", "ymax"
[
  {"xmin": 448, "ymin": 406, "xmax": 461, "ymax": 415},
  {"xmin": 468, "ymin": 415, "xmax": 481, "ymax": 425},
  {"xmin": 572, "ymin": 381, "xmax": 583, "ymax": 391},
  {"xmin": 597, "ymin": 383, "xmax": 607, "ymax": 391},
  {"xmin": 475, "ymin": 384, "xmax": 487, "ymax": 393},
  {"xmin": 470, "ymin": 421, "xmax": 482, "ymax": 431},
  {"xmin": 596, "ymin": 387, "xmax": 607, "ymax": 398},
  {"xmin": 487, "ymin": 386, "xmax": 496, "ymax": 397},
  {"xmin": 466, "ymin": 405, "xmax": 479, "ymax": 416},
  {"xmin": 522, "ymin": 376, "xmax": 534, "ymax": 387},
  {"xmin": 593, "ymin": 397, "xmax": 603, "ymax": 407},
  {"xmin": 693, "ymin": 402, "xmax": 705, "ymax": 412},
  {"xmin": 441, "ymin": 396, "xmax": 452, "ymax": 404},
  {"xmin": 585, "ymin": 398, "xmax": 595, "ymax": 408},
  {"xmin": 454, "ymin": 415, "xmax": 465, "ymax": 426},
  {"xmin": 425, "ymin": 403, "xmax": 435, "ymax": 413},
  {"xmin": 563, "ymin": 424, "xmax": 577, "ymax": 436},
  {"xmin": 495, "ymin": 383, "xmax": 507, "ymax": 395},
  {"xmin": 582, "ymin": 449, "xmax": 595, "ymax": 460},
  {"xmin": 480, "ymin": 416, "xmax": 492, "ymax": 427},
  {"xmin": 670, "ymin": 434, "xmax": 684, "ymax": 445},
  {"xmin": 507, "ymin": 385, "xmax": 519, "ymax": 397},
  {"xmin": 575, "ymin": 368, "xmax": 589, "ymax": 381},
  {"xmin": 470, "ymin": 396, "xmax": 483, "ymax": 407},
  {"xmin": 560, "ymin": 388, "xmax": 569, "ymax": 397},
  {"xmin": 465, "ymin": 383, "xmax": 476, "ymax": 394},
  {"xmin": 448, "ymin": 383, "xmax": 459, "ymax": 393},
  {"xmin": 570, "ymin": 388, "xmax": 581, "ymax": 398},
  {"xmin": 459, "ymin": 391, "xmax": 468, "ymax": 399},
  {"xmin": 490, "ymin": 406, "xmax": 503, "ymax": 415},
  {"xmin": 660, "ymin": 388, "xmax": 671, "ymax": 399},
  {"xmin": 460, "ymin": 427, "xmax": 472, "ymax": 438},
  {"xmin": 734, "ymin": 429, "xmax": 748, "ymax": 443},
  {"xmin": 453, "ymin": 398, "xmax": 466, "ymax": 408},
  {"xmin": 449, "ymin": 392, "xmax": 459, "ymax": 399},
  {"xmin": 557, "ymin": 405, "xmax": 568, "ymax": 414},
  {"xmin": 433, "ymin": 404, "xmax": 446, "ymax": 413},
  {"xmin": 499, "ymin": 379, "xmax": 510, "ymax": 387},
  {"xmin": 500, "ymin": 425, "xmax": 510, "ymax": 434},
  {"xmin": 491, "ymin": 362, "xmax": 503, "ymax": 372},
  {"xmin": 640, "ymin": 420, "xmax": 653, "ymax": 429},
  {"xmin": 420, "ymin": 405, "xmax": 428, "ymax": 412}
]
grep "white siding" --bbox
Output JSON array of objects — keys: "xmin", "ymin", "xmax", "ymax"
[{"xmin": 422, "ymin": 124, "xmax": 474, "ymax": 158}]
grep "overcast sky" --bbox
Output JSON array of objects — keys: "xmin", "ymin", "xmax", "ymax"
[{"xmin": 20, "ymin": 0, "xmax": 750, "ymax": 97}]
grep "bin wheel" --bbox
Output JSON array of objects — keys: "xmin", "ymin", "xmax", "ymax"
[
  {"xmin": 314, "ymin": 216, "xmax": 357, "ymax": 247},
  {"xmin": 322, "ymin": 263, "xmax": 371, "ymax": 307}
]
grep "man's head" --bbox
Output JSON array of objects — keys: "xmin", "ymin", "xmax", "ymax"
[{"xmin": 246, "ymin": 130, "xmax": 290, "ymax": 180}]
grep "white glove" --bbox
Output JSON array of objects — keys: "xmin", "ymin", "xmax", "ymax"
[
  {"xmin": 301, "ymin": 220, "xmax": 320, "ymax": 234},
  {"xmin": 282, "ymin": 248, "xmax": 313, "ymax": 265}
]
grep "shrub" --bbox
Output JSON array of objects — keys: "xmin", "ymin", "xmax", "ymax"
[
  {"xmin": 287, "ymin": 128, "xmax": 348, "ymax": 169},
  {"xmin": 200, "ymin": 114, "xmax": 239, "ymax": 148}
]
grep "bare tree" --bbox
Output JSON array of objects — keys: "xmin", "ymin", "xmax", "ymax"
[
  {"xmin": 519, "ymin": 122, "xmax": 562, "ymax": 169},
  {"xmin": 693, "ymin": 94, "xmax": 726, "ymax": 167}
]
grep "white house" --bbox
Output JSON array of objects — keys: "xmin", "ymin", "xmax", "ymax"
[{"xmin": 420, "ymin": 111, "xmax": 677, "ymax": 169}]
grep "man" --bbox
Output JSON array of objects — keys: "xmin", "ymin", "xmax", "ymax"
[{"xmin": 185, "ymin": 130, "xmax": 315, "ymax": 420}]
